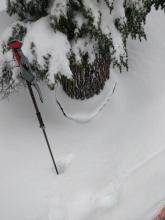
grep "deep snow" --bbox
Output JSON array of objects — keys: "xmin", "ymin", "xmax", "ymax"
[{"xmin": 0, "ymin": 8, "xmax": 165, "ymax": 220}]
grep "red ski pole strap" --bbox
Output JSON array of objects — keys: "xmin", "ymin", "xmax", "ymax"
[
  {"xmin": 8, "ymin": 40, "xmax": 23, "ymax": 65},
  {"xmin": 8, "ymin": 40, "xmax": 22, "ymax": 49}
]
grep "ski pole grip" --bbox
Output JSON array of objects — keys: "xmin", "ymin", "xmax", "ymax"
[{"xmin": 36, "ymin": 111, "xmax": 45, "ymax": 128}]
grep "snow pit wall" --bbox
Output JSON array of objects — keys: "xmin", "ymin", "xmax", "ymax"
[{"xmin": 60, "ymin": 53, "xmax": 111, "ymax": 100}]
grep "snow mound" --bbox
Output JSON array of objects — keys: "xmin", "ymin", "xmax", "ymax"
[
  {"xmin": 94, "ymin": 183, "xmax": 120, "ymax": 210},
  {"xmin": 48, "ymin": 182, "xmax": 119, "ymax": 220}
]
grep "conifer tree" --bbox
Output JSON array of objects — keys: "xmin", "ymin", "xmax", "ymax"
[{"xmin": 0, "ymin": 0, "xmax": 164, "ymax": 100}]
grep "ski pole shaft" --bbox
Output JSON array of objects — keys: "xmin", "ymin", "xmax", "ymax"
[
  {"xmin": 27, "ymin": 82, "xmax": 59, "ymax": 175},
  {"xmin": 42, "ymin": 128, "xmax": 59, "ymax": 175}
]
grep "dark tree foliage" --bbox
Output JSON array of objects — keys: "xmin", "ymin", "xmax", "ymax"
[{"xmin": 7, "ymin": 0, "xmax": 50, "ymax": 21}]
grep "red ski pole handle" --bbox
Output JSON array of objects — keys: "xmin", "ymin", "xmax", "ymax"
[{"xmin": 8, "ymin": 40, "xmax": 23, "ymax": 65}]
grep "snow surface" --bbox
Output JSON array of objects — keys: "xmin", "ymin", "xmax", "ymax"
[
  {"xmin": 0, "ymin": 8, "xmax": 165, "ymax": 220},
  {"xmin": 0, "ymin": 0, "xmax": 6, "ymax": 12}
]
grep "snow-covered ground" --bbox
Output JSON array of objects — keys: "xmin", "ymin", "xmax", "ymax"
[{"xmin": 0, "ymin": 8, "xmax": 165, "ymax": 220}]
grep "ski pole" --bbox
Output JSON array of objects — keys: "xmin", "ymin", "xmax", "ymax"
[
  {"xmin": 8, "ymin": 40, "xmax": 59, "ymax": 175},
  {"xmin": 26, "ymin": 82, "xmax": 59, "ymax": 174}
]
